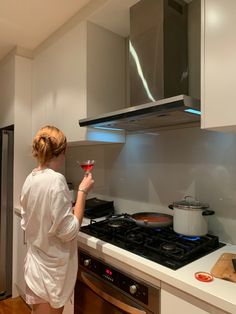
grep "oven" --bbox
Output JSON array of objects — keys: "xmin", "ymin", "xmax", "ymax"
[{"xmin": 74, "ymin": 250, "xmax": 160, "ymax": 314}]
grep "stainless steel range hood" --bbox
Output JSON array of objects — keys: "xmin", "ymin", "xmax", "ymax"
[
  {"xmin": 79, "ymin": 95, "xmax": 200, "ymax": 132},
  {"xmin": 79, "ymin": 0, "xmax": 200, "ymax": 133}
]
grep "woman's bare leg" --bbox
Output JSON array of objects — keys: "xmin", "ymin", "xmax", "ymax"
[{"xmin": 32, "ymin": 303, "xmax": 64, "ymax": 314}]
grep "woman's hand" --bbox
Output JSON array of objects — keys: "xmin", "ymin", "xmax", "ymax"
[
  {"xmin": 74, "ymin": 173, "xmax": 94, "ymax": 224},
  {"xmin": 78, "ymin": 172, "xmax": 94, "ymax": 195}
]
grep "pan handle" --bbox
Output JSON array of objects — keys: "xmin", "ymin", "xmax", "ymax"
[{"xmin": 168, "ymin": 205, "xmax": 174, "ymax": 210}]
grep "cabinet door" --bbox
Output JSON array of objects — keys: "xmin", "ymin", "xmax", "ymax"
[
  {"xmin": 13, "ymin": 212, "xmax": 27, "ymax": 298},
  {"xmin": 161, "ymin": 284, "xmax": 228, "ymax": 314},
  {"xmin": 202, "ymin": 0, "xmax": 236, "ymax": 132},
  {"xmin": 161, "ymin": 289, "xmax": 208, "ymax": 314},
  {"xmin": 31, "ymin": 21, "xmax": 125, "ymax": 144},
  {"xmin": 31, "ymin": 21, "xmax": 87, "ymax": 143}
]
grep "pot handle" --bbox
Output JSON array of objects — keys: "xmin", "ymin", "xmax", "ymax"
[
  {"xmin": 168, "ymin": 205, "xmax": 174, "ymax": 210},
  {"xmin": 202, "ymin": 210, "xmax": 215, "ymax": 216}
]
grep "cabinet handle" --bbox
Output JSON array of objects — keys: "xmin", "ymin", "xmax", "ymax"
[{"xmin": 81, "ymin": 272, "xmax": 146, "ymax": 314}]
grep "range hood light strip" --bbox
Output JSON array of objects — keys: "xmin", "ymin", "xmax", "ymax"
[
  {"xmin": 93, "ymin": 126, "xmax": 123, "ymax": 131},
  {"xmin": 184, "ymin": 108, "xmax": 201, "ymax": 115}
]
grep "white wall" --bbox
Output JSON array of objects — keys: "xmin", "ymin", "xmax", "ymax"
[
  {"xmin": 66, "ymin": 127, "xmax": 236, "ymax": 244},
  {"xmin": 14, "ymin": 55, "xmax": 35, "ymax": 208},
  {"xmin": 0, "ymin": 55, "xmax": 15, "ymax": 128}
]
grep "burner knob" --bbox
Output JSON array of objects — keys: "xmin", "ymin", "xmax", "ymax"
[
  {"xmin": 129, "ymin": 284, "xmax": 138, "ymax": 295},
  {"xmin": 84, "ymin": 259, "xmax": 91, "ymax": 267}
]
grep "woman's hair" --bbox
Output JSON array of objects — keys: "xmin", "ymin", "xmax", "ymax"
[{"xmin": 32, "ymin": 126, "xmax": 67, "ymax": 165}]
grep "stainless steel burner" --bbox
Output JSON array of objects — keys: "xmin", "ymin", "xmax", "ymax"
[
  {"xmin": 127, "ymin": 232, "xmax": 144, "ymax": 244},
  {"xmin": 107, "ymin": 219, "xmax": 130, "ymax": 228},
  {"xmin": 161, "ymin": 243, "xmax": 177, "ymax": 251}
]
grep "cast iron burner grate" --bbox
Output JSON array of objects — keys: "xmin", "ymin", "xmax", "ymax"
[{"xmin": 80, "ymin": 214, "xmax": 225, "ymax": 270}]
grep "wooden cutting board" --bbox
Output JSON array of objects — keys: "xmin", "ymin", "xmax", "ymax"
[{"xmin": 211, "ymin": 253, "xmax": 236, "ymax": 282}]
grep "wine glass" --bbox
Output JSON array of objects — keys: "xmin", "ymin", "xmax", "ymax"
[{"xmin": 78, "ymin": 159, "xmax": 95, "ymax": 175}]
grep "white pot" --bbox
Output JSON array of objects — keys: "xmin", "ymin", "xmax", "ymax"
[{"xmin": 169, "ymin": 196, "xmax": 215, "ymax": 236}]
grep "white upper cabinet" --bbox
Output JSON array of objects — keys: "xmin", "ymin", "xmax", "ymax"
[
  {"xmin": 32, "ymin": 20, "xmax": 126, "ymax": 144},
  {"xmin": 201, "ymin": 0, "xmax": 236, "ymax": 132},
  {"xmin": 0, "ymin": 55, "xmax": 15, "ymax": 128},
  {"xmin": 0, "ymin": 53, "xmax": 34, "ymax": 207}
]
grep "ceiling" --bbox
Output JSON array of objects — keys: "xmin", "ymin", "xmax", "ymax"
[
  {"xmin": 0, "ymin": 0, "xmax": 92, "ymax": 61},
  {"xmin": 88, "ymin": 0, "xmax": 139, "ymax": 37},
  {"xmin": 0, "ymin": 0, "xmax": 193, "ymax": 62}
]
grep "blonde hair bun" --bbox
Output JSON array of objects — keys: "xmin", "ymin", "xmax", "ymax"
[{"xmin": 32, "ymin": 126, "xmax": 67, "ymax": 165}]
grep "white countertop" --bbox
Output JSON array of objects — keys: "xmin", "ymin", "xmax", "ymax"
[{"xmin": 78, "ymin": 230, "xmax": 236, "ymax": 314}]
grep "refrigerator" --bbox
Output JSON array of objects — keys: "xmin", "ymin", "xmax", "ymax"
[{"xmin": 0, "ymin": 127, "xmax": 14, "ymax": 300}]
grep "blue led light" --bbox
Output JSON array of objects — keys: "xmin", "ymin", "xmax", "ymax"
[
  {"xmin": 87, "ymin": 127, "xmax": 125, "ymax": 143},
  {"xmin": 184, "ymin": 109, "xmax": 201, "ymax": 115},
  {"xmin": 93, "ymin": 126, "xmax": 123, "ymax": 131}
]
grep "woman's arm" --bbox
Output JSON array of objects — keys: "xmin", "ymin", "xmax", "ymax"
[{"xmin": 73, "ymin": 173, "xmax": 94, "ymax": 225}]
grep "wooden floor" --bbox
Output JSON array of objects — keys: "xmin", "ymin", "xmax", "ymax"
[{"xmin": 0, "ymin": 296, "xmax": 31, "ymax": 314}]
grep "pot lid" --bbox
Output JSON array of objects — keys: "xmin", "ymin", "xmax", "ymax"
[{"xmin": 172, "ymin": 196, "xmax": 209, "ymax": 210}]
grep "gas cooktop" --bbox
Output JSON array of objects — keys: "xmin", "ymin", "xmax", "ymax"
[{"xmin": 80, "ymin": 214, "xmax": 225, "ymax": 270}]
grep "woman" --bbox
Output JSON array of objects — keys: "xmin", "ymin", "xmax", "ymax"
[{"xmin": 20, "ymin": 125, "xmax": 94, "ymax": 314}]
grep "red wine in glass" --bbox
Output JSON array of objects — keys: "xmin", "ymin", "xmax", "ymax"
[{"xmin": 78, "ymin": 160, "xmax": 95, "ymax": 174}]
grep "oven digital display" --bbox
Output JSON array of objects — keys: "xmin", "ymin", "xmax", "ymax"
[
  {"xmin": 105, "ymin": 268, "xmax": 113, "ymax": 276},
  {"xmin": 103, "ymin": 266, "xmax": 115, "ymax": 282}
]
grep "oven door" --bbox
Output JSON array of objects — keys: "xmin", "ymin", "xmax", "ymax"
[{"xmin": 74, "ymin": 270, "xmax": 158, "ymax": 314}]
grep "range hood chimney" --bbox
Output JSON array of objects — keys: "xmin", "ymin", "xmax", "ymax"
[{"xmin": 79, "ymin": 0, "xmax": 200, "ymax": 133}]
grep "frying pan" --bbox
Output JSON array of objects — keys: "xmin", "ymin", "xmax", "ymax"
[{"xmin": 130, "ymin": 212, "xmax": 173, "ymax": 228}]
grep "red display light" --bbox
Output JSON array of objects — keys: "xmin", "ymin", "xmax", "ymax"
[{"xmin": 105, "ymin": 268, "xmax": 113, "ymax": 276}]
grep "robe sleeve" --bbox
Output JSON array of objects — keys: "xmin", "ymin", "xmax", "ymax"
[{"xmin": 48, "ymin": 176, "xmax": 80, "ymax": 242}]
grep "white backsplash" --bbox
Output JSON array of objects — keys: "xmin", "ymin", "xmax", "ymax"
[{"xmin": 65, "ymin": 127, "xmax": 236, "ymax": 244}]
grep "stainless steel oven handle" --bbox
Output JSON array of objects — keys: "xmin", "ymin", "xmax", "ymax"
[{"xmin": 81, "ymin": 272, "xmax": 146, "ymax": 314}]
